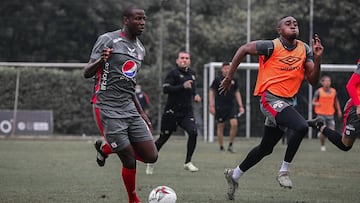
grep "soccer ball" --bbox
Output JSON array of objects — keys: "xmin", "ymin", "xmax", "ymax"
[{"xmin": 148, "ymin": 185, "xmax": 177, "ymax": 203}]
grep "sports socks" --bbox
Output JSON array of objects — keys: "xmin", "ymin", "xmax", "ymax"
[
  {"xmin": 102, "ymin": 142, "xmax": 113, "ymax": 155},
  {"xmin": 279, "ymin": 161, "xmax": 290, "ymax": 172},
  {"xmin": 323, "ymin": 127, "xmax": 352, "ymax": 151},
  {"xmin": 232, "ymin": 166, "xmax": 244, "ymax": 181},
  {"xmin": 122, "ymin": 167, "xmax": 141, "ymax": 203}
]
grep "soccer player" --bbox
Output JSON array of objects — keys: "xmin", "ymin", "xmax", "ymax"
[
  {"xmin": 83, "ymin": 5, "xmax": 158, "ymax": 203},
  {"xmin": 146, "ymin": 51, "xmax": 201, "ymax": 174},
  {"xmin": 308, "ymin": 59, "xmax": 360, "ymax": 152},
  {"xmin": 209, "ymin": 62, "xmax": 245, "ymax": 152},
  {"xmin": 312, "ymin": 75, "xmax": 342, "ymax": 151},
  {"xmin": 219, "ymin": 16, "xmax": 324, "ymax": 200}
]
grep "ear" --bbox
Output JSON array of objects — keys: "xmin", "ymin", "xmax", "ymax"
[{"xmin": 276, "ymin": 27, "xmax": 281, "ymax": 35}]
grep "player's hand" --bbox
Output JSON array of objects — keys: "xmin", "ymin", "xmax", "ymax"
[
  {"xmin": 209, "ymin": 105, "xmax": 215, "ymax": 115},
  {"xmin": 312, "ymin": 34, "xmax": 324, "ymax": 58},
  {"xmin": 141, "ymin": 112, "xmax": 153, "ymax": 132},
  {"xmin": 219, "ymin": 77, "xmax": 232, "ymax": 94},
  {"xmin": 101, "ymin": 47, "xmax": 113, "ymax": 62},
  {"xmin": 194, "ymin": 95, "xmax": 201, "ymax": 102},
  {"xmin": 183, "ymin": 80, "xmax": 193, "ymax": 89}
]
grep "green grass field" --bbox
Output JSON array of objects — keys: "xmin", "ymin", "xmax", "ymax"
[{"xmin": 0, "ymin": 136, "xmax": 359, "ymax": 203}]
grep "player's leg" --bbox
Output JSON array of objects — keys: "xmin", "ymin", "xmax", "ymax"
[
  {"xmin": 216, "ymin": 122, "xmax": 225, "ymax": 151},
  {"xmin": 225, "ymin": 125, "xmax": 283, "ymax": 200},
  {"xmin": 275, "ymin": 106, "xmax": 308, "ymax": 188},
  {"xmin": 154, "ymin": 111, "xmax": 176, "ymax": 151},
  {"xmin": 105, "ymin": 118, "xmax": 141, "ymax": 203},
  {"xmin": 93, "ymin": 106, "xmax": 113, "ymax": 166},
  {"xmin": 228, "ymin": 118, "xmax": 238, "ymax": 153},
  {"xmin": 180, "ymin": 112, "xmax": 199, "ymax": 172}
]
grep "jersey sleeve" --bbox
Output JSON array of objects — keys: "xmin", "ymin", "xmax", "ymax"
[
  {"xmin": 346, "ymin": 71, "xmax": 360, "ymax": 106},
  {"xmin": 255, "ymin": 40, "xmax": 274, "ymax": 56},
  {"xmin": 303, "ymin": 43, "xmax": 314, "ymax": 63}
]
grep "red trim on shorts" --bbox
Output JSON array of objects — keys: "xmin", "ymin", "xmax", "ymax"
[
  {"xmin": 342, "ymin": 101, "xmax": 353, "ymax": 134},
  {"xmin": 261, "ymin": 92, "xmax": 278, "ymax": 117},
  {"xmin": 94, "ymin": 106, "xmax": 105, "ymax": 137}
]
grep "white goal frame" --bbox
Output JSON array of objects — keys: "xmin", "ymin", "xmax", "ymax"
[{"xmin": 203, "ymin": 62, "xmax": 356, "ymax": 142}]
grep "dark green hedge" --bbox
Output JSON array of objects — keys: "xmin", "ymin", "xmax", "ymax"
[{"xmin": 0, "ymin": 67, "xmax": 98, "ymax": 135}]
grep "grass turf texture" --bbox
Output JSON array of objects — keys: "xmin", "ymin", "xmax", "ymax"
[{"xmin": 0, "ymin": 137, "xmax": 359, "ymax": 203}]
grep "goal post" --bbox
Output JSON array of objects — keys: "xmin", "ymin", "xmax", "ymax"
[{"xmin": 203, "ymin": 62, "xmax": 356, "ymax": 143}]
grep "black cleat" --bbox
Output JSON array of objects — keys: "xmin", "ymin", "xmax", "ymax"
[
  {"xmin": 94, "ymin": 139, "xmax": 108, "ymax": 167},
  {"xmin": 307, "ymin": 117, "xmax": 324, "ymax": 131}
]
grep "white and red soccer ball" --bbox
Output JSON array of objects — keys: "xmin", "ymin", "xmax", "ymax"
[{"xmin": 148, "ymin": 185, "xmax": 177, "ymax": 203}]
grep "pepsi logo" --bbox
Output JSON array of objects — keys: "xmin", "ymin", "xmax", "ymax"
[{"xmin": 122, "ymin": 60, "xmax": 137, "ymax": 78}]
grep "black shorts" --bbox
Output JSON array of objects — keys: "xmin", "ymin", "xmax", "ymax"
[
  {"xmin": 160, "ymin": 109, "xmax": 197, "ymax": 134},
  {"xmin": 215, "ymin": 105, "xmax": 238, "ymax": 123}
]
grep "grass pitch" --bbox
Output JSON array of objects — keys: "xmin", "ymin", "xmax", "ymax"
[{"xmin": 0, "ymin": 136, "xmax": 359, "ymax": 203}]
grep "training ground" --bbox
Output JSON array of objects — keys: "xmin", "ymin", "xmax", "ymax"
[{"xmin": 0, "ymin": 136, "xmax": 359, "ymax": 203}]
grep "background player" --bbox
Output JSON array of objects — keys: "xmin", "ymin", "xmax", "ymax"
[
  {"xmin": 209, "ymin": 62, "xmax": 245, "ymax": 152},
  {"xmin": 146, "ymin": 51, "xmax": 201, "ymax": 174},
  {"xmin": 312, "ymin": 75, "xmax": 342, "ymax": 151},
  {"xmin": 308, "ymin": 59, "xmax": 360, "ymax": 151}
]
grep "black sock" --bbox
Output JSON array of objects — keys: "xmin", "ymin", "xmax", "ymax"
[{"xmin": 323, "ymin": 127, "xmax": 352, "ymax": 151}]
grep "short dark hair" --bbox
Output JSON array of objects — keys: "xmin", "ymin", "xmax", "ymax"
[
  {"xmin": 123, "ymin": 4, "xmax": 142, "ymax": 18},
  {"xmin": 222, "ymin": 62, "xmax": 230, "ymax": 67}
]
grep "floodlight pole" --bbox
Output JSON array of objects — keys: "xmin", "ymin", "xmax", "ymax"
[
  {"xmin": 185, "ymin": 0, "xmax": 190, "ymax": 53},
  {"xmin": 245, "ymin": 0, "xmax": 251, "ymax": 139},
  {"xmin": 308, "ymin": 0, "xmax": 314, "ymax": 139}
]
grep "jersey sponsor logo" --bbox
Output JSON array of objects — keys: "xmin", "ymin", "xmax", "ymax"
[
  {"xmin": 122, "ymin": 60, "xmax": 137, "ymax": 78},
  {"xmin": 100, "ymin": 62, "xmax": 110, "ymax": 90},
  {"xmin": 279, "ymin": 56, "xmax": 301, "ymax": 71}
]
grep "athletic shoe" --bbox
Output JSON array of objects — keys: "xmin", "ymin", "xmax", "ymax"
[
  {"xmin": 307, "ymin": 117, "xmax": 324, "ymax": 131},
  {"xmin": 184, "ymin": 162, "xmax": 199, "ymax": 172},
  {"xmin": 276, "ymin": 171, "xmax": 292, "ymax": 189},
  {"xmin": 224, "ymin": 168, "xmax": 239, "ymax": 200},
  {"xmin": 228, "ymin": 145, "xmax": 235, "ymax": 153},
  {"xmin": 321, "ymin": 146, "xmax": 326, "ymax": 152},
  {"xmin": 146, "ymin": 163, "xmax": 154, "ymax": 175},
  {"xmin": 94, "ymin": 139, "xmax": 108, "ymax": 167}
]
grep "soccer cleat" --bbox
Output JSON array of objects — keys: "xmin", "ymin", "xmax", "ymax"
[
  {"xmin": 276, "ymin": 171, "xmax": 292, "ymax": 189},
  {"xmin": 321, "ymin": 146, "xmax": 326, "ymax": 152},
  {"xmin": 184, "ymin": 162, "xmax": 199, "ymax": 172},
  {"xmin": 307, "ymin": 117, "xmax": 324, "ymax": 131},
  {"xmin": 94, "ymin": 139, "xmax": 108, "ymax": 167},
  {"xmin": 146, "ymin": 163, "xmax": 154, "ymax": 175},
  {"xmin": 227, "ymin": 145, "xmax": 235, "ymax": 153},
  {"xmin": 224, "ymin": 168, "xmax": 239, "ymax": 200}
]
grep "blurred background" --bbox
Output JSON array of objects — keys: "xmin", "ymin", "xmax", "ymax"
[{"xmin": 0, "ymin": 0, "xmax": 359, "ymax": 138}]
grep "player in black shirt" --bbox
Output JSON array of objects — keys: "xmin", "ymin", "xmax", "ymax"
[
  {"xmin": 209, "ymin": 62, "xmax": 245, "ymax": 152},
  {"xmin": 146, "ymin": 51, "xmax": 201, "ymax": 174}
]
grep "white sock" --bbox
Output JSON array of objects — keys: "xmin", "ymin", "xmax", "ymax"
[
  {"xmin": 279, "ymin": 161, "xmax": 290, "ymax": 172},
  {"xmin": 232, "ymin": 166, "xmax": 244, "ymax": 181}
]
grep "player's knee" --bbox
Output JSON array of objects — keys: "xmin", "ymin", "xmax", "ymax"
[{"xmin": 294, "ymin": 123, "xmax": 308, "ymax": 137}]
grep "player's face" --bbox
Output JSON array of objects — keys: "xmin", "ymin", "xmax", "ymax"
[
  {"xmin": 125, "ymin": 9, "xmax": 146, "ymax": 36},
  {"xmin": 176, "ymin": 52, "xmax": 191, "ymax": 69},
  {"xmin": 321, "ymin": 77, "xmax": 331, "ymax": 88},
  {"xmin": 221, "ymin": 65, "xmax": 230, "ymax": 76},
  {"xmin": 278, "ymin": 16, "xmax": 299, "ymax": 41}
]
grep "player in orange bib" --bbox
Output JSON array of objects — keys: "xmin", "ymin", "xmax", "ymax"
[
  {"xmin": 312, "ymin": 75, "xmax": 342, "ymax": 151},
  {"xmin": 219, "ymin": 16, "xmax": 324, "ymax": 200}
]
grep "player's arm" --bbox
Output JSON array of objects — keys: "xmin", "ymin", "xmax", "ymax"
[
  {"xmin": 346, "ymin": 73, "xmax": 360, "ymax": 106},
  {"xmin": 219, "ymin": 41, "xmax": 258, "ymax": 94},
  {"xmin": 312, "ymin": 90, "xmax": 320, "ymax": 106},
  {"xmin": 209, "ymin": 88, "xmax": 215, "ymax": 115},
  {"xmin": 132, "ymin": 94, "xmax": 152, "ymax": 131},
  {"xmin": 235, "ymin": 91, "xmax": 245, "ymax": 114},
  {"xmin": 334, "ymin": 95, "xmax": 342, "ymax": 118},
  {"xmin": 163, "ymin": 71, "xmax": 184, "ymax": 93},
  {"xmin": 305, "ymin": 34, "xmax": 323, "ymax": 86}
]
